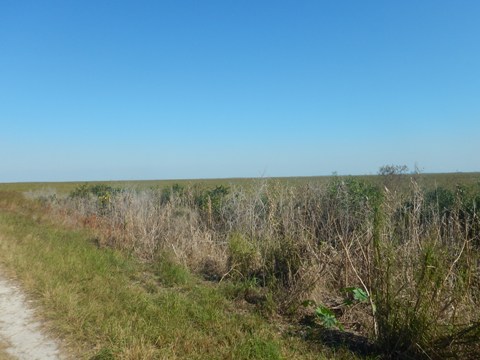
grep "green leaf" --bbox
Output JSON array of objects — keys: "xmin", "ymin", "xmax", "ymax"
[
  {"xmin": 315, "ymin": 306, "xmax": 340, "ymax": 329},
  {"xmin": 315, "ymin": 305, "xmax": 334, "ymax": 317},
  {"xmin": 352, "ymin": 288, "xmax": 369, "ymax": 303}
]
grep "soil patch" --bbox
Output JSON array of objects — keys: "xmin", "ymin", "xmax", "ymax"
[{"xmin": 0, "ymin": 275, "xmax": 62, "ymax": 360}]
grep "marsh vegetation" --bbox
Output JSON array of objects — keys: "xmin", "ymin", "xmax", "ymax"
[
  {"xmin": 19, "ymin": 172, "xmax": 479, "ymax": 359},
  {"xmin": 0, "ymin": 172, "xmax": 479, "ymax": 358}
]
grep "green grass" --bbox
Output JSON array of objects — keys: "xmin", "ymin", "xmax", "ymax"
[
  {"xmin": 0, "ymin": 193, "xmax": 366, "ymax": 359},
  {"xmin": 1, "ymin": 172, "xmax": 478, "ymax": 195}
]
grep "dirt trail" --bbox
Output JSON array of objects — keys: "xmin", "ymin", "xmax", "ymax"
[{"xmin": 0, "ymin": 275, "xmax": 63, "ymax": 360}]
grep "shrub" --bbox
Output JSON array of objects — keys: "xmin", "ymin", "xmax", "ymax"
[
  {"xmin": 195, "ymin": 185, "xmax": 230, "ymax": 227},
  {"xmin": 160, "ymin": 183, "xmax": 185, "ymax": 204},
  {"xmin": 371, "ymin": 185, "xmax": 480, "ymax": 358},
  {"xmin": 227, "ymin": 233, "xmax": 261, "ymax": 280}
]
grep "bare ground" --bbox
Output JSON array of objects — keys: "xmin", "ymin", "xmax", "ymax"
[{"xmin": 0, "ymin": 274, "xmax": 63, "ymax": 360}]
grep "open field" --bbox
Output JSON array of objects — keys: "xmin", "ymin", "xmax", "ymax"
[
  {"xmin": 1, "ymin": 172, "xmax": 479, "ymax": 194},
  {"xmin": 0, "ymin": 172, "xmax": 479, "ymax": 359}
]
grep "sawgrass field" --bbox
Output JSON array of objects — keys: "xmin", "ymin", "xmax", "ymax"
[{"xmin": 0, "ymin": 172, "xmax": 479, "ymax": 359}]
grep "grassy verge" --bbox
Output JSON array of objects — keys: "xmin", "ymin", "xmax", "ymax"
[{"xmin": 0, "ymin": 194, "xmax": 364, "ymax": 359}]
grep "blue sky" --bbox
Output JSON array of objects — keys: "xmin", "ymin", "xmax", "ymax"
[{"xmin": 1, "ymin": 1, "xmax": 479, "ymax": 182}]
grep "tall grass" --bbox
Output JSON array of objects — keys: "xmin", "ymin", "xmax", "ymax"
[
  {"xmin": 0, "ymin": 198, "xmax": 331, "ymax": 359},
  {"xmin": 31, "ymin": 177, "xmax": 480, "ymax": 358}
]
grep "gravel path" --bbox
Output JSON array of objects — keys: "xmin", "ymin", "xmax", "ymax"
[{"xmin": 0, "ymin": 275, "xmax": 63, "ymax": 360}]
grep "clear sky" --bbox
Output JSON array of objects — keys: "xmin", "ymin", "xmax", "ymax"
[{"xmin": 1, "ymin": 1, "xmax": 479, "ymax": 182}]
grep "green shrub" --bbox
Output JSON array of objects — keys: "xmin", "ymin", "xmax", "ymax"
[
  {"xmin": 372, "ymin": 211, "xmax": 480, "ymax": 358},
  {"xmin": 69, "ymin": 184, "xmax": 121, "ymax": 214},
  {"xmin": 227, "ymin": 233, "xmax": 261, "ymax": 280},
  {"xmin": 160, "ymin": 183, "xmax": 185, "ymax": 204},
  {"xmin": 195, "ymin": 185, "xmax": 229, "ymax": 225},
  {"xmin": 69, "ymin": 184, "xmax": 120, "ymax": 199}
]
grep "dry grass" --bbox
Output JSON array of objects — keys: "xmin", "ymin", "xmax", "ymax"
[
  {"xmin": 13, "ymin": 174, "xmax": 480, "ymax": 358},
  {"xmin": 0, "ymin": 205, "xmax": 341, "ymax": 359}
]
